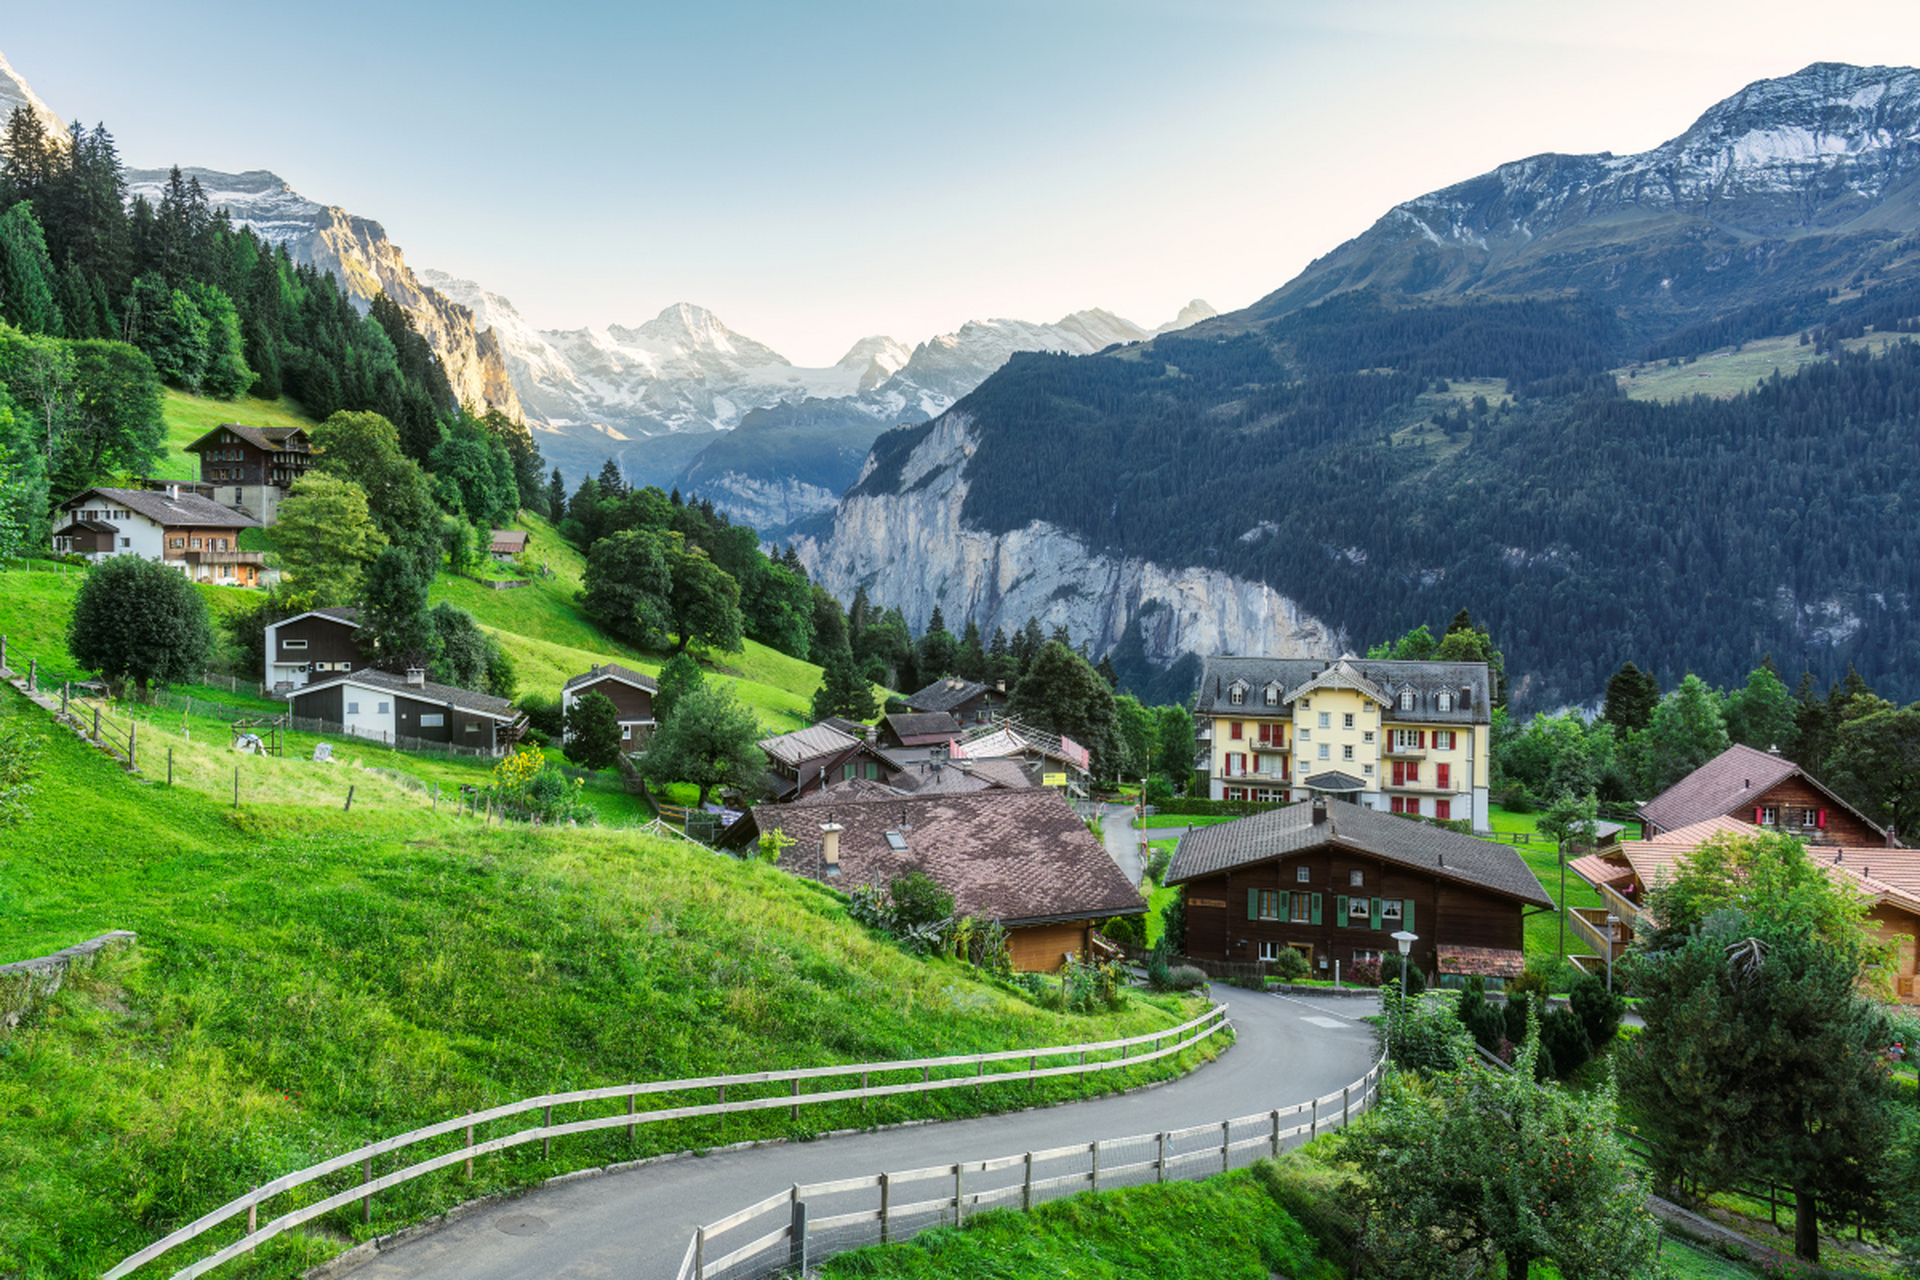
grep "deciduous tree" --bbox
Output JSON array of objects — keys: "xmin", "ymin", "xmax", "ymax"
[
  {"xmin": 562, "ymin": 689, "xmax": 624, "ymax": 772},
  {"xmin": 271, "ymin": 473, "xmax": 386, "ymax": 605},
  {"xmin": 1823, "ymin": 703, "xmax": 1920, "ymax": 843},
  {"xmin": 639, "ymin": 683, "xmax": 762, "ymax": 807},
  {"xmin": 665, "ymin": 536, "xmax": 743, "ymax": 654},
  {"xmin": 580, "ymin": 527, "xmax": 672, "ymax": 649},
  {"xmin": 66, "ymin": 554, "xmax": 212, "ymax": 698}
]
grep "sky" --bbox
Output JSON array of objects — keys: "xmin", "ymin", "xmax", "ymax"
[{"xmin": 5, "ymin": 0, "xmax": 1920, "ymax": 365}]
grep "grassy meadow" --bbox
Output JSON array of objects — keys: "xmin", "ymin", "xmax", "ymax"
[{"xmin": 0, "ymin": 684, "xmax": 1216, "ymax": 1278}]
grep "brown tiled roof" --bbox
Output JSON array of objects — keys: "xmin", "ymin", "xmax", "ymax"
[
  {"xmin": 883, "ymin": 710, "xmax": 964, "ymax": 743},
  {"xmin": 490, "ymin": 530, "xmax": 530, "ymax": 554},
  {"xmin": 787, "ymin": 778, "xmax": 903, "ymax": 806},
  {"xmin": 1167, "ymin": 798, "xmax": 1553, "ymax": 908},
  {"xmin": 1567, "ymin": 852, "xmax": 1633, "ymax": 889},
  {"xmin": 64, "ymin": 486, "xmax": 260, "ymax": 530},
  {"xmin": 563, "ymin": 662, "xmax": 659, "ymax": 695},
  {"xmin": 895, "ymin": 757, "xmax": 1035, "ymax": 795},
  {"xmin": 1637, "ymin": 744, "xmax": 1886, "ymax": 840},
  {"xmin": 753, "ymin": 788, "xmax": 1144, "ymax": 925},
  {"xmin": 1437, "ymin": 945, "xmax": 1527, "ymax": 978},
  {"xmin": 819, "ymin": 716, "xmax": 871, "ymax": 739},
  {"xmin": 186, "ymin": 423, "xmax": 311, "ymax": 454},
  {"xmin": 1592, "ymin": 819, "xmax": 1920, "ymax": 920}
]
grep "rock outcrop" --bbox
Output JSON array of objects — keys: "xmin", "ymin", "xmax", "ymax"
[{"xmin": 794, "ymin": 412, "xmax": 1345, "ymax": 665}]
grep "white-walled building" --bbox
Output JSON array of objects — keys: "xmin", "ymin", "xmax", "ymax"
[{"xmin": 50, "ymin": 486, "xmax": 265, "ymax": 587}]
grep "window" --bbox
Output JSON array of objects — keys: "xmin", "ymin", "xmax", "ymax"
[
  {"xmin": 1264, "ymin": 685, "xmax": 1280, "ymax": 706},
  {"xmin": 1256, "ymin": 889, "xmax": 1281, "ymax": 920},
  {"xmin": 1761, "ymin": 806, "xmax": 1777, "ymax": 826},
  {"xmin": 1299, "ymin": 698, "xmax": 1310, "ymax": 710},
  {"xmin": 1348, "ymin": 896, "xmax": 1370, "ymax": 918},
  {"xmin": 1318, "ymin": 712, "xmax": 1330, "ymax": 728},
  {"xmin": 1803, "ymin": 807, "xmax": 1821, "ymax": 827},
  {"xmin": 283, "ymin": 639, "xmax": 308, "ymax": 651},
  {"xmin": 1290, "ymin": 894, "xmax": 1313, "ymax": 923},
  {"xmin": 377, "ymin": 702, "xmax": 390, "ymax": 714},
  {"xmin": 1394, "ymin": 729, "xmax": 1422, "ymax": 751},
  {"xmin": 1436, "ymin": 799, "xmax": 1452, "ymax": 821},
  {"xmin": 1349, "ymin": 869, "xmax": 1364, "ymax": 886},
  {"xmin": 465, "ymin": 723, "xmax": 479, "ymax": 733},
  {"xmin": 1434, "ymin": 730, "xmax": 1456, "ymax": 750},
  {"xmin": 843, "ymin": 762, "xmax": 857, "ymax": 781},
  {"xmin": 1298, "ymin": 728, "xmax": 1310, "ymax": 740},
  {"xmin": 1318, "ymin": 744, "xmax": 1330, "ymax": 759},
  {"xmin": 1343, "ymin": 713, "xmax": 1355, "ymax": 728},
  {"xmin": 1353, "ymin": 948, "xmax": 1382, "ymax": 964},
  {"xmin": 1229, "ymin": 685, "xmax": 1246, "ymax": 705},
  {"xmin": 1437, "ymin": 691, "xmax": 1453, "ymax": 712},
  {"xmin": 1399, "ymin": 690, "xmax": 1415, "ymax": 711},
  {"xmin": 420, "ymin": 714, "xmax": 444, "ymax": 727},
  {"xmin": 170, "ymin": 537, "xmax": 184, "ymax": 548},
  {"xmin": 347, "ymin": 701, "xmax": 360, "ymax": 715},
  {"xmin": 190, "ymin": 538, "xmax": 202, "ymax": 549},
  {"xmin": 865, "ymin": 760, "xmax": 881, "ymax": 780},
  {"xmin": 1258, "ymin": 940, "xmax": 1284, "ymax": 961},
  {"xmin": 1362, "ymin": 764, "xmax": 1374, "ymax": 776},
  {"xmin": 120, "ymin": 537, "xmax": 130, "ymax": 547},
  {"xmin": 1296, "ymin": 865, "xmax": 1311, "ymax": 883},
  {"xmin": 1342, "ymin": 745, "xmax": 1354, "ymax": 761},
  {"xmin": 1229, "ymin": 720, "xmax": 1243, "ymax": 740},
  {"xmin": 1363, "ymin": 731, "xmax": 1374, "ymax": 743},
  {"xmin": 1382, "ymin": 900, "xmax": 1403, "ymax": 922}
]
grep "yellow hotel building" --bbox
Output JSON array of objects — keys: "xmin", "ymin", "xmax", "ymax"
[{"xmin": 1193, "ymin": 654, "xmax": 1495, "ymax": 832}]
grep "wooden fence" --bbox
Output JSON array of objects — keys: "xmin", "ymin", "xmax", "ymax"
[
  {"xmin": 680, "ymin": 1052, "xmax": 1387, "ymax": 1280},
  {"xmin": 102, "ymin": 1004, "xmax": 1231, "ymax": 1279}
]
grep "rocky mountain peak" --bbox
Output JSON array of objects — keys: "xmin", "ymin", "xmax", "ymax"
[{"xmin": 0, "ymin": 48, "xmax": 64, "ymax": 138}]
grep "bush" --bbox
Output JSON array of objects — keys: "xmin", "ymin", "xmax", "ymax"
[
  {"xmin": 1568, "ymin": 972, "xmax": 1625, "ymax": 1051},
  {"xmin": 1099, "ymin": 913, "xmax": 1146, "ymax": 948},
  {"xmin": 1383, "ymin": 991, "xmax": 1473, "ymax": 1074},
  {"xmin": 1163, "ymin": 965, "xmax": 1209, "ymax": 992},
  {"xmin": 1348, "ymin": 957, "xmax": 1382, "ymax": 987},
  {"xmin": 1160, "ymin": 893, "xmax": 1186, "ymax": 954},
  {"xmin": 888, "ymin": 871, "xmax": 954, "ymax": 930},
  {"xmin": 1143, "ymin": 775, "xmax": 1173, "ymax": 805},
  {"xmin": 517, "ymin": 691, "xmax": 565, "ymax": 741},
  {"xmin": 1538, "ymin": 1005, "xmax": 1593, "ymax": 1080},
  {"xmin": 1061, "ymin": 955, "xmax": 1127, "ymax": 1012},
  {"xmin": 1379, "ymin": 953, "xmax": 1426, "ymax": 995},
  {"xmin": 1144, "ymin": 848, "xmax": 1173, "ymax": 883},
  {"xmin": 1270, "ymin": 947, "xmax": 1311, "ymax": 982}
]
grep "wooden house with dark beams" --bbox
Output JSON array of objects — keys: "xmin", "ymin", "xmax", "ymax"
[
  {"xmin": 1637, "ymin": 742, "xmax": 1893, "ymax": 846},
  {"xmin": 757, "ymin": 723, "xmax": 907, "ymax": 801},
  {"xmin": 722, "ymin": 787, "xmax": 1145, "ymax": 972},
  {"xmin": 905, "ymin": 676, "xmax": 1007, "ymax": 725},
  {"xmin": 1167, "ymin": 796, "xmax": 1554, "ymax": 986},
  {"xmin": 561, "ymin": 663, "xmax": 659, "ymax": 751},
  {"xmin": 184, "ymin": 422, "xmax": 315, "ymax": 526},
  {"xmin": 264, "ymin": 608, "xmax": 373, "ymax": 693}
]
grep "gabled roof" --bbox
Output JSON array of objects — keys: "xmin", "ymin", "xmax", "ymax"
[
  {"xmin": 53, "ymin": 517, "xmax": 117, "ymax": 534},
  {"xmin": 1301, "ymin": 770, "xmax": 1367, "ymax": 792},
  {"xmin": 1637, "ymin": 743, "xmax": 1887, "ymax": 840},
  {"xmin": 750, "ymin": 787, "xmax": 1144, "ymax": 925},
  {"xmin": 819, "ymin": 716, "xmax": 871, "ymax": 739},
  {"xmin": 758, "ymin": 723, "xmax": 862, "ymax": 767},
  {"xmin": 1167, "ymin": 798, "xmax": 1553, "ymax": 908},
  {"xmin": 186, "ymin": 423, "xmax": 310, "ymax": 454},
  {"xmin": 905, "ymin": 677, "xmax": 1001, "ymax": 714},
  {"xmin": 882, "ymin": 710, "xmax": 964, "ymax": 743},
  {"xmin": 1194, "ymin": 655, "xmax": 1490, "ymax": 724},
  {"xmin": 291, "ymin": 669, "xmax": 518, "ymax": 720},
  {"xmin": 894, "ymin": 757, "xmax": 1034, "ymax": 795},
  {"xmin": 563, "ymin": 662, "xmax": 659, "ymax": 696},
  {"xmin": 275, "ymin": 607, "xmax": 362, "ymax": 630},
  {"xmin": 489, "ymin": 530, "xmax": 529, "ymax": 554},
  {"xmin": 62, "ymin": 486, "xmax": 260, "ymax": 530},
  {"xmin": 786, "ymin": 778, "xmax": 904, "ymax": 807}
]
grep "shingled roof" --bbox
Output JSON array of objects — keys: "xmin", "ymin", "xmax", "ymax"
[
  {"xmin": 563, "ymin": 662, "xmax": 659, "ymax": 695},
  {"xmin": 185, "ymin": 423, "xmax": 311, "ymax": 454},
  {"xmin": 1637, "ymin": 743, "xmax": 1886, "ymax": 840},
  {"xmin": 1167, "ymin": 798, "xmax": 1552, "ymax": 908},
  {"xmin": 758, "ymin": 723, "xmax": 862, "ymax": 767},
  {"xmin": 894, "ymin": 757, "xmax": 1034, "ymax": 794},
  {"xmin": 1193, "ymin": 654, "xmax": 1490, "ymax": 724},
  {"xmin": 295, "ymin": 668, "xmax": 519, "ymax": 720},
  {"xmin": 883, "ymin": 710, "xmax": 964, "ymax": 743},
  {"xmin": 752, "ymin": 788, "xmax": 1144, "ymax": 925},
  {"xmin": 64, "ymin": 486, "xmax": 260, "ymax": 530},
  {"xmin": 906, "ymin": 677, "xmax": 1001, "ymax": 714}
]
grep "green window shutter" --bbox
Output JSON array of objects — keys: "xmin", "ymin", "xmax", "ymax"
[
  {"xmin": 1370, "ymin": 897, "xmax": 1383, "ymax": 930},
  {"xmin": 1278, "ymin": 890, "xmax": 1291, "ymax": 920},
  {"xmin": 1335, "ymin": 895, "xmax": 1348, "ymax": 927},
  {"xmin": 1247, "ymin": 887, "xmax": 1259, "ymax": 920},
  {"xmin": 1311, "ymin": 893, "xmax": 1323, "ymax": 926},
  {"xmin": 1403, "ymin": 899, "xmax": 1415, "ymax": 932}
]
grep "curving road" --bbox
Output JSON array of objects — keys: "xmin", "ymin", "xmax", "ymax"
[{"xmin": 338, "ymin": 987, "xmax": 1380, "ymax": 1279}]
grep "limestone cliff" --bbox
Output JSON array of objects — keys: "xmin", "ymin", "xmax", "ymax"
[{"xmin": 794, "ymin": 412, "xmax": 1346, "ymax": 670}]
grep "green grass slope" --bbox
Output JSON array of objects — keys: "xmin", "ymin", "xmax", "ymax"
[{"xmin": 0, "ymin": 689, "xmax": 1210, "ymax": 1278}]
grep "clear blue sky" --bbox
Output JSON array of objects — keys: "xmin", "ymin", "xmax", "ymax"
[{"xmin": 6, "ymin": 1, "xmax": 1919, "ymax": 363}]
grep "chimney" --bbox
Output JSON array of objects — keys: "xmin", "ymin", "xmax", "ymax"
[
  {"xmin": 1767, "ymin": 744, "xmax": 1782, "ymax": 755},
  {"xmin": 1311, "ymin": 796, "xmax": 1328, "ymax": 825},
  {"xmin": 406, "ymin": 667, "xmax": 426, "ymax": 688},
  {"xmin": 819, "ymin": 822, "xmax": 844, "ymax": 871}
]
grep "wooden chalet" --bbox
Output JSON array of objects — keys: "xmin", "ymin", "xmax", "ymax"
[
  {"xmin": 289, "ymin": 668, "xmax": 526, "ymax": 754},
  {"xmin": 1638, "ymin": 742, "xmax": 1892, "ymax": 846},
  {"xmin": 879, "ymin": 710, "xmax": 964, "ymax": 751},
  {"xmin": 561, "ymin": 663, "xmax": 659, "ymax": 751},
  {"xmin": 758, "ymin": 723, "xmax": 907, "ymax": 801},
  {"xmin": 184, "ymin": 423, "xmax": 315, "ymax": 526},
  {"xmin": 1167, "ymin": 796, "xmax": 1554, "ymax": 986},
  {"xmin": 265, "ymin": 608, "xmax": 373, "ymax": 693},
  {"xmin": 51, "ymin": 486, "xmax": 264, "ymax": 586},
  {"xmin": 489, "ymin": 529, "xmax": 530, "ymax": 561},
  {"xmin": 1570, "ymin": 816, "xmax": 1920, "ymax": 1003},
  {"xmin": 723, "ymin": 787, "xmax": 1145, "ymax": 972},
  {"xmin": 904, "ymin": 676, "xmax": 1008, "ymax": 725}
]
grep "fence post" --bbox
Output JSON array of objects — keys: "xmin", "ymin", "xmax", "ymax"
[
  {"xmin": 696, "ymin": 1225, "xmax": 706, "ymax": 1279},
  {"xmin": 465, "ymin": 1124, "xmax": 474, "ymax": 1179},
  {"xmin": 1344, "ymin": 1086, "xmax": 1351, "ymax": 1128},
  {"xmin": 247, "ymin": 1187, "xmax": 257, "ymax": 1235},
  {"xmin": 628, "ymin": 1089, "xmax": 637, "ymax": 1144},
  {"xmin": 789, "ymin": 1188, "xmax": 808, "ymax": 1272},
  {"xmin": 955, "ymin": 1162, "xmax": 965, "ymax": 1224},
  {"xmin": 1159, "ymin": 1130, "xmax": 1170, "ymax": 1182},
  {"xmin": 0, "ymin": 634, "xmax": 5, "ymax": 672},
  {"xmin": 1090, "ymin": 1140, "xmax": 1100, "ymax": 1191},
  {"xmin": 1271, "ymin": 1109, "xmax": 1282, "ymax": 1157},
  {"xmin": 168, "ymin": 747, "xmax": 173, "ymax": 786},
  {"xmin": 791, "ymin": 1076, "xmax": 800, "ymax": 1121},
  {"xmin": 1310, "ymin": 1096, "xmax": 1319, "ymax": 1142},
  {"xmin": 362, "ymin": 1155, "xmax": 372, "ymax": 1224},
  {"xmin": 128, "ymin": 721, "xmax": 136, "ymax": 769},
  {"xmin": 343, "ymin": 785, "xmax": 355, "ymax": 812},
  {"xmin": 233, "ymin": 765, "xmax": 239, "ymax": 809},
  {"xmin": 27, "ymin": 657, "xmax": 35, "ymax": 691},
  {"xmin": 543, "ymin": 1105, "xmax": 553, "ymax": 1158},
  {"xmin": 880, "ymin": 1172, "xmax": 891, "ymax": 1244},
  {"xmin": 93, "ymin": 706, "xmax": 101, "ymax": 741},
  {"xmin": 1221, "ymin": 1120, "xmax": 1231, "ymax": 1173},
  {"xmin": 1024, "ymin": 1151, "xmax": 1034, "ymax": 1209}
]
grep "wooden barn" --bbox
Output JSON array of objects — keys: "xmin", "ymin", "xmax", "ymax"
[{"xmin": 1167, "ymin": 796, "xmax": 1554, "ymax": 986}]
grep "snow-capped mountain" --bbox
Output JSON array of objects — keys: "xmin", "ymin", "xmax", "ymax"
[
  {"xmin": 1256, "ymin": 62, "xmax": 1920, "ymax": 321},
  {"xmin": 422, "ymin": 267, "xmax": 1214, "ymax": 524},
  {"xmin": 122, "ymin": 167, "xmax": 522, "ymax": 421},
  {"xmin": 0, "ymin": 48, "xmax": 62, "ymax": 137}
]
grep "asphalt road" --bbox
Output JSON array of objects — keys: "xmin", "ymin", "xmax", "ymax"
[{"xmin": 341, "ymin": 987, "xmax": 1381, "ymax": 1280}]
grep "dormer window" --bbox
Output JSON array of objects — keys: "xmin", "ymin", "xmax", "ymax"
[
  {"xmin": 1228, "ymin": 681, "xmax": 1247, "ymax": 706},
  {"xmin": 1398, "ymin": 689, "xmax": 1416, "ymax": 712},
  {"xmin": 1264, "ymin": 683, "xmax": 1281, "ymax": 706},
  {"xmin": 1436, "ymin": 691, "xmax": 1453, "ymax": 712}
]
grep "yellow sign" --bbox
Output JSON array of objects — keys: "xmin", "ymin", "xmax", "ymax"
[{"xmin": 1043, "ymin": 772, "xmax": 1067, "ymax": 786}]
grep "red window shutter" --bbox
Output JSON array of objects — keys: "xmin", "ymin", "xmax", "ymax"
[
  {"xmin": 1231, "ymin": 721, "xmax": 1242, "ymax": 740},
  {"xmin": 1818, "ymin": 809, "xmax": 1828, "ymax": 828},
  {"xmin": 1437, "ymin": 763, "xmax": 1450, "ymax": 789},
  {"xmin": 1436, "ymin": 800, "xmax": 1451, "ymax": 821},
  {"xmin": 1409, "ymin": 763, "xmax": 1419, "ymax": 784},
  {"xmin": 1754, "ymin": 807, "xmax": 1762, "ymax": 824},
  {"xmin": 1418, "ymin": 730, "xmax": 1427, "ymax": 749}
]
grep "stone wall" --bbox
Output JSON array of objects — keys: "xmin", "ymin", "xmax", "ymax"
[{"xmin": 0, "ymin": 931, "xmax": 136, "ymax": 1029}]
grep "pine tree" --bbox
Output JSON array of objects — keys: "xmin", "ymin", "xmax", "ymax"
[
  {"xmin": 1601, "ymin": 661, "xmax": 1660, "ymax": 733},
  {"xmin": 811, "ymin": 646, "xmax": 879, "ymax": 722},
  {"xmin": 546, "ymin": 466, "xmax": 567, "ymax": 524},
  {"xmin": 597, "ymin": 458, "xmax": 625, "ymax": 496}
]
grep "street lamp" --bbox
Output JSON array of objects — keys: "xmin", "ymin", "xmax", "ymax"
[
  {"xmin": 1388, "ymin": 929, "xmax": 1418, "ymax": 1062},
  {"xmin": 1605, "ymin": 914, "xmax": 1620, "ymax": 993}
]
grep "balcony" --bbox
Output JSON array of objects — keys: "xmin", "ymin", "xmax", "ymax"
[
  {"xmin": 180, "ymin": 550, "xmax": 266, "ymax": 566},
  {"xmin": 1382, "ymin": 775, "xmax": 1453, "ymax": 794},
  {"xmin": 1215, "ymin": 766, "xmax": 1292, "ymax": 784},
  {"xmin": 1382, "ymin": 741, "xmax": 1427, "ymax": 760},
  {"xmin": 1569, "ymin": 908, "xmax": 1634, "ymax": 965}
]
